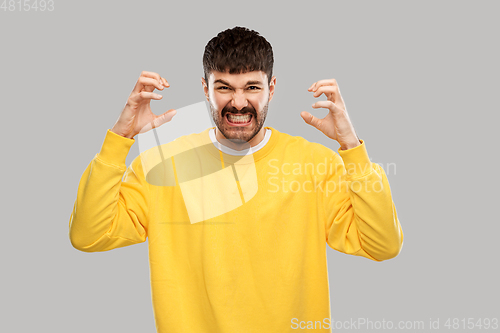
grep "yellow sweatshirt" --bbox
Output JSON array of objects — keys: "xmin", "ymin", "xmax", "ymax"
[{"xmin": 69, "ymin": 126, "xmax": 403, "ymax": 332}]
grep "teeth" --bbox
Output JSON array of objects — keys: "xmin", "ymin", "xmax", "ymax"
[{"xmin": 227, "ymin": 114, "xmax": 251, "ymax": 123}]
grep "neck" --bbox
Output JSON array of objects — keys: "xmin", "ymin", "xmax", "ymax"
[{"xmin": 215, "ymin": 127, "xmax": 266, "ymax": 151}]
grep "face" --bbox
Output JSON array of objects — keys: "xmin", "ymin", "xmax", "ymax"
[{"xmin": 202, "ymin": 70, "xmax": 276, "ymax": 149}]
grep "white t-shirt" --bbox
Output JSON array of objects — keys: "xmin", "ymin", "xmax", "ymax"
[{"xmin": 209, "ymin": 128, "xmax": 272, "ymax": 156}]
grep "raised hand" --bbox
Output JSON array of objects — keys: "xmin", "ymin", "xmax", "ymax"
[
  {"xmin": 111, "ymin": 71, "xmax": 177, "ymax": 139},
  {"xmin": 300, "ymin": 78, "xmax": 360, "ymax": 150}
]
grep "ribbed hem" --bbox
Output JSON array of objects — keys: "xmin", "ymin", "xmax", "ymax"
[
  {"xmin": 337, "ymin": 140, "xmax": 373, "ymax": 179},
  {"xmin": 96, "ymin": 129, "xmax": 135, "ymax": 169}
]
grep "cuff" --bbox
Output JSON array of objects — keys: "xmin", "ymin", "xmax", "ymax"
[
  {"xmin": 337, "ymin": 139, "xmax": 372, "ymax": 179},
  {"xmin": 97, "ymin": 129, "xmax": 135, "ymax": 169}
]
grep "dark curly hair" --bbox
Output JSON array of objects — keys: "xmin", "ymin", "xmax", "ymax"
[{"xmin": 203, "ymin": 26, "xmax": 274, "ymax": 87}]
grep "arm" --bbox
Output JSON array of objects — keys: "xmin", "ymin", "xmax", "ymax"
[
  {"xmin": 301, "ymin": 78, "xmax": 403, "ymax": 261},
  {"xmin": 69, "ymin": 71, "xmax": 176, "ymax": 252},
  {"xmin": 323, "ymin": 141, "xmax": 403, "ymax": 261},
  {"xmin": 68, "ymin": 130, "xmax": 150, "ymax": 252}
]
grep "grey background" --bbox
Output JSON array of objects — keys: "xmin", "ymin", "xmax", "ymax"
[{"xmin": 1, "ymin": 0, "xmax": 498, "ymax": 332}]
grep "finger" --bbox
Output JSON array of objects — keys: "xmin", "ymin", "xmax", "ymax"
[
  {"xmin": 139, "ymin": 109, "xmax": 177, "ymax": 134},
  {"xmin": 312, "ymin": 85, "xmax": 338, "ymax": 98},
  {"xmin": 140, "ymin": 71, "xmax": 162, "ymax": 82},
  {"xmin": 160, "ymin": 77, "xmax": 170, "ymax": 87},
  {"xmin": 154, "ymin": 109, "xmax": 177, "ymax": 128},
  {"xmin": 134, "ymin": 71, "xmax": 165, "ymax": 92},
  {"xmin": 133, "ymin": 77, "xmax": 164, "ymax": 93},
  {"xmin": 310, "ymin": 78, "xmax": 338, "ymax": 92},
  {"xmin": 312, "ymin": 100, "xmax": 338, "ymax": 113},
  {"xmin": 129, "ymin": 91, "xmax": 163, "ymax": 104},
  {"xmin": 312, "ymin": 85, "xmax": 346, "ymax": 110},
  {"xmin": 300, "ymin": 111, "xmax": 324, "ymax": 130}
]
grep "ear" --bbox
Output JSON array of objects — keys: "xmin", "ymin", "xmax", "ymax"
[
  {"xmin": 268, "ymin": 76, "xmax": 277, "ymax": 103},
  {"xmin": 201, "ymin": 77, "xmax": 209, "ymax": 102}
]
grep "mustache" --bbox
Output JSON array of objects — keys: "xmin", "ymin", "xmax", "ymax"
[{"xmin": 222, "ymin": 105, "xmax": 255, "ymax": 117}]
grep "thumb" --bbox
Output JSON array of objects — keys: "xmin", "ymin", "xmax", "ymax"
[
  {"xmin": 154, "ymin": 109, "xmax": 177, "ymax": 128},
  {"xmin": 300, "ymin": 111, "xmax": 322, "ymax": 130}
]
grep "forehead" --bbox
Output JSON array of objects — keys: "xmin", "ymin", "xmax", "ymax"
[{"xmin": 209, "ymin": 70, "xmax": 268, "ymax": 86}]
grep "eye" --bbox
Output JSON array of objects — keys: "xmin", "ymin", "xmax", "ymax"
[
  {"xmin": 248, "ymin": 86, "xmax": 261, "ymax": 90},
  {"xmin": 217, "ymin": 86, "xmax": 230, "ymax": 90}
]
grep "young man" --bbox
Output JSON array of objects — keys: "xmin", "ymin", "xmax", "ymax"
[{"xmin": 69, "ymin": 27, "xmax": 403, "ymax": 332}]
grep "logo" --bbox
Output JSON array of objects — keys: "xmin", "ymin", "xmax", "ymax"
[{"xmin": 137, "ymin": 102, "xmax": 258, "ymax": 224}]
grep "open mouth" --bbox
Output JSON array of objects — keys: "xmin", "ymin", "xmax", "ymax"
[{"xmin": 226, "ymin": 113, "xmax": 253, "ymax": 126}]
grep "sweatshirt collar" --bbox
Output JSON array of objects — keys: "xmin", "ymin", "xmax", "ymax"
[{"xmin": 203, "ymin": 126, "xmax": 279, "ymax": 164}]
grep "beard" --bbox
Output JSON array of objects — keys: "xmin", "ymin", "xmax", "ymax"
[{"xmin": 209, "ymin": 100, "xmax": 269, "ymax": 146}]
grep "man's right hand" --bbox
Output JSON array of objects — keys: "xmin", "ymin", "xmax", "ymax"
[{"xmin": 111, "ymin": 71, "xmax": 177, "ymax": 139}]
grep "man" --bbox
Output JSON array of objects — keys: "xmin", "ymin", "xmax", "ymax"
[{"xmin": 69, "ymin": 26, "xmax": 403, "ymax": 332}]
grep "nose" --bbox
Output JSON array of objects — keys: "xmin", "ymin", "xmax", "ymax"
[{"xmin": 231, "ymin": 90, "xmax": 248, "ymax": 111}]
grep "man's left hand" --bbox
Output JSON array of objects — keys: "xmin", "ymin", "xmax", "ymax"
[{"xmin": 300, "ymin": 78, "xmax": 361, "ymax": 150}]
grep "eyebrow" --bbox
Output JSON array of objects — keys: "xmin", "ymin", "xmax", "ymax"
[{"xmin": 213, "ymin": 79, "xmax": 263, "ymax": 86}]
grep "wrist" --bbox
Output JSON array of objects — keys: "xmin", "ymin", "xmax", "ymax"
[
  {"xmin": 110, "ymin": 126, "xmax": 134, "ymax": 139},
  {"xmin": 340, "ymin": 138, "xmax": 361, "ymax": 150}
]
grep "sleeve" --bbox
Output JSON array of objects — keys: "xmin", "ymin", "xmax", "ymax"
[
  {"xmin": 323, "ymin": 140, "xmax": 403, "ymax": 261},
  {"xmin": 68, "ymin": 129, "xmax": 150, "ymax": 252}
]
